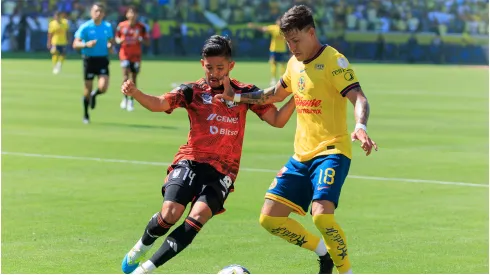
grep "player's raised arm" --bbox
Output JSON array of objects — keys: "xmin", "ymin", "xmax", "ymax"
[
  {"xmin": 121, "ymin": 80, "xmax": 170, "ymax": 112},
  {"xmin": 259, "ymin": 95, "xmax": 296, "ymax": 128},
  {"xmin": 121, "ymin": 80, "xmax": 193, "ymax": 113},
  {"xmin": 217, "ymin": 76, "xmax": 291, "ymax": 104}
]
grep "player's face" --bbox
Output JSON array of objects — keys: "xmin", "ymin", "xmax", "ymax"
[
  {"xmin": 91, "ymin": 5, "xmax": 105, "ymax": 21},
  {"xmin": 126, "ymin": 9, "xmax": 137, "ymax": 21},
  {"xmin": 201, "ymin": 56, "xmax": 235, "ymax": 89},
  {"xmin": 283, "ymin": 27, "xmax": 316, "ymax": 62}
]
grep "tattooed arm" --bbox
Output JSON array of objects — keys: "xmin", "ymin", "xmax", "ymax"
[
  {"xmin": 345, "ymin": 87, "xmax": 370, "ymax": 125},
  {"xmin": 345, "ymin": 87, "xmax": 378, "ymax": 156},
  {"xmin": 217, "ymin": 78, "xmax": 291, "ymax": 105}
]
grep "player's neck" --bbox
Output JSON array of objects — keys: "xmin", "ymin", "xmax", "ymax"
[
  {"xmin": 307, "ymin": 42, "xmax": 323, "ymax": 60},
  {"xmin": 303, "ymin": 41, "xmax": 325, "ymax": 64},
  {"xmin": 93, "ymin": 19, "xmax": 102, "ymax": 25},
  {"xmin": 129, "ymin": 20, "xmax": 136, "ymax": 26}
]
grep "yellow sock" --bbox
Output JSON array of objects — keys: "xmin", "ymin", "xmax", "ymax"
[
  {"xmin": 313, "ymin": 214, "xmax": 352, "ymax": 274},
  {"xmin": 52, "ymin": 54, "xmax": 58, "ymax": 66},
  {"xmin": 270, "ymin": 62, "xmax": 277, "ymax": 80},
  {"xmin": 259, "ymin": 214, "xmax": 325, "ymax": 253},
  {"xmin": 58, "ymin": 55, "xmax": 65, "ymax": 65}
]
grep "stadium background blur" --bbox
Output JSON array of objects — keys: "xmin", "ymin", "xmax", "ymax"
[{"xmin": 1, "ymin": 0, "xmax": 489, "ymax": 64}]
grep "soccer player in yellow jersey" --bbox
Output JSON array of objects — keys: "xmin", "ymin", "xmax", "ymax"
[
  {"xmin": 248, "ymin": 18, "xmax": 288, "ymax": 85},
  {"xmin": 47, "ymin": 11, "xmax": 69, "ymax": 75},
  {"xmin": 218, "ymin": 5, "xmax": 378, "ymax": 274}
]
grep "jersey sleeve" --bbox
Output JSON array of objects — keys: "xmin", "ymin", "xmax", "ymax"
[
  {"xmin": 327, "ymin": 53, "xmax": 360, "ymax": 97},
  {"xmin": 48, "ymin": 21, "xmax": 54, "ymax": 34},
  {"xmin": 106, "ymin": 22, "xmax": 114, "ymax": 39},
  {"xmin": 115, "ymin": 23, "xmax": 122, "ymax": 38},
  {"xmin": 141, "ymin": 23, "xmax": 149, "ymax": 39},
  {"xmin": 163, "ymin": 84, "xmax": 194, "ymax": 114},
  {"xmin": 279, "ymin": 59, "xmax": 293, "ymax": 93},
  {"xmin": 74, "ymin": 24, "xmax": 85, "ymax": 40}
]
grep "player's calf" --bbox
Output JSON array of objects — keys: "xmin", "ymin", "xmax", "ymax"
[
  {"xmin": 132, "ymin": 201, "xmax": 212, "ymax": 274},
  {"xmin": 313, "ymin": 213, "xmax": 352, "ymax": 274}
]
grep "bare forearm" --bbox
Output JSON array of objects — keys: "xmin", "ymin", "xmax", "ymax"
[
  {"xmin": 240, "ymin": 86, "xmax": 279, "ymax": 104},
  {"xmin": 274, "ymin": 97, "xmax": 296, "ymax": 128},
  {"xmin": 132, "ymin": 90, "xmax": 167, "ymax": 112},
  {"xmin": 73, "ymin": 40, "xmax": 86, "ymax": 49},
  {"xmin": 353, "ymin": 88, "xmax": 370, "ymax": 125}
]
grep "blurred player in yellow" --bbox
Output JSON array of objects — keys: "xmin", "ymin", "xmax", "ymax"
[
  {"xmin": 219, "ymin": 5, "xmax": 378, "ymax": 274},
  {"xmin": 47, "ymin": 11, "xmax": 69, "ymax": 74},
  {"xmin": 248, "ymin": 17, "xmax": 288, "ymax": 85}
]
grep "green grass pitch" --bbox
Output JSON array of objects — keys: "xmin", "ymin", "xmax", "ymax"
[{"xmin": 1, "ymin": 57, "xmax": 488, "ymax": 274}]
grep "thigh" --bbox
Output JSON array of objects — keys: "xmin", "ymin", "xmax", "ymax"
[
  {"xmin": 193, "ymin": 164, "xmax": 233, "ymax": 216},
  {"xmin": 130, "ymin": 61, "xmax": 141, "ymax": 74},
  {"xmin": 265, "ymin": 157, "xmax": 311, "ymax": 216},
  {"xmin": 83, "ymin": 58, "xmax": 96, "ymax": 80},
  {"xmin": 56, "ymin": 45, "xmax": 66, "ymax": 55},
  {"xmin": 97, "ymin": 57, "xmax": 110, "ymax": 76},
  {"xmin": 310, "ymin": 154, "xmax": 351, "ymax": 208},
  {"xmin": 162, "ymin": 160, "xmax": 199, "ymax": 207}
]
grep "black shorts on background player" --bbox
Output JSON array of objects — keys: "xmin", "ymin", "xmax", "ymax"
[
  {"xmin": 83, "ymin": 56, "xmax": 110, "ymax": 80},
  {"xmin": 163, "ymin": 160, "xmax": 234, "ymax": 215}
]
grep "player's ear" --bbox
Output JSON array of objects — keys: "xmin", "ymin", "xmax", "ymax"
[
  {"xmin": 228, "ymin": 60, "xmax": 235, "ymax": 71},
  {"xmin": 200, "ymin": 59, "xmax": 205, "ymax": 68}
]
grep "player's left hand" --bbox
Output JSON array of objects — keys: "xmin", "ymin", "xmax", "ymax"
[
  {"xmin": 213, "ymin": 75, "xmax": 235, "ymax": 103},
  {"xmin": 351, "ymin": 129, "xmax": 378, "ymax": 156}
]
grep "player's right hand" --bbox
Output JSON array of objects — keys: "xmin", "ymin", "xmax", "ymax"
[
  {"xmin": 214, "ymin": 75, "xmax": 235, "ymax": 103},
  {"xmin": 86, "ymin": 40, "xmax": 97, "ymax": 48},
  {"xmin": 351, "ymin": 129, "xmax": 378, "ymax": 156},
  {"xmin": 121, "ymin": 80, "xmax": 139, "ymax": 97}
]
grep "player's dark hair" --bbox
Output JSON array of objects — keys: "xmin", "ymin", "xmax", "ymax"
[
  {"xmin": 201, "ymin": 35, "xmax": 233, "ymax": 59},
  {"xmin": 280, "ymin": 5, "xmax": 315, "ymax": 34},
  {"xmin": 92, "ymin": 2, "xmax": 106, "ymax": 11},
  {"xmin": 127, "ymin": 5, "xmax": 138, "ymax": 13}
]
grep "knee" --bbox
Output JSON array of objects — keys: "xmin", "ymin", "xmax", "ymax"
[
  {"xmin": 312, "ymin": 214, "xmax": 336, "ymax": 230},
  {"xmin": 259, "ymin": 214, "xmax": 286, "ymax": 232},
  {"xmin": 161, "ymin": 202, "xmax": 185, "ymax": 224}
]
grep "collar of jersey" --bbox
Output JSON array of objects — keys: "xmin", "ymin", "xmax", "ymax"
[{"xmin": 303, "ymin": 44, "xmax": 328, "ymax": 65}]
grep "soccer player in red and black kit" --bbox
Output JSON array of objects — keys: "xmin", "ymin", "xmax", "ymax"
[
  {"xmin": 115, "ymin": 5, "xmax": 149, "ymax": 112},
  {"xmin": 120, "ymin": 35, "xmax": 297, "ymax": 274}
]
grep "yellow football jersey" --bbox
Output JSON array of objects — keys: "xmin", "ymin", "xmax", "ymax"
[
  {"xmin": 265, "ymin": 25, "xmax": 287, "ymax": 53},
  {"xmin": 280, "ymin": 45, "xmax": 361, "ymax": 161},
  {"xmin": 48, "ymin": 19, "xmax": 69, "ymax": 45}
]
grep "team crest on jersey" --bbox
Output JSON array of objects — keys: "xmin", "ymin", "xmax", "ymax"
[
  {"xmin": 223, "ymin": 99, "xmax": 237, "ymax": 108},
  {"xmin": 298, "ymin": 76, "xmax": 306, "ymax": 93},
  {"xmin": 202, "ymin": 93, "xmax": 213, "ymax": 104}
]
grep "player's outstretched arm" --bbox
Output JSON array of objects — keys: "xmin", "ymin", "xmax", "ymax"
[
  {"xmin": 345, "ymin": 87, "xmax": 378, "ymax": 156},
  {"xmin": 217, "ymin": 77, "xmax": 290, "ymax": 105},
  {"xmin": 121, "ymin": 80, "xmax": 171, "ymax": 112},
  {"xmin": 260, "ymin": 95, "xmax": 296, "ymax": 128}
]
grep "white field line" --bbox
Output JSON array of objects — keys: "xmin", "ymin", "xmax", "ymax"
[{"xmin": 2, "ymin": 151, "xmax": 488, "ymax": 188}]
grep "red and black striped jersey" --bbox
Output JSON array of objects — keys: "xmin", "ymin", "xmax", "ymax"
[{"xmin": 163, "ymin": 78, "xmax": 276, "ymax": 181}]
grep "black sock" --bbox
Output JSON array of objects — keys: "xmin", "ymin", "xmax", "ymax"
[
  {"xmin": 150, "ymin": 217, "xmax": 203, "ymax": 267},
  {"xmin": 93, "ymin": 89, "xmax": 103, "ymax": 96},
  {"xmin": 83, "ymin": 96, "xmax": 89, "ymax": 117},
  {"xmin": 141, "ymin": 212, "xmax": 174, "ymax": 246}
]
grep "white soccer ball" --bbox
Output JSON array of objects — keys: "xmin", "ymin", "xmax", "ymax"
[{"xmin": 218, "ymin": 264, "xmax": 251, "ymax": 274}]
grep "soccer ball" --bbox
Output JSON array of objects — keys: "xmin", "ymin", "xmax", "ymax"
[{"xmin": 218, "ymin": 264, "xmax": 251, "ymax": 274}]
